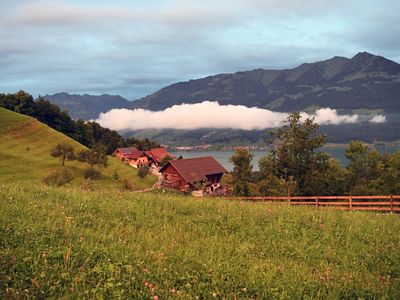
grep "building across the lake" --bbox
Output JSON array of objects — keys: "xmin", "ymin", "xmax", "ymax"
[{"xmin": 160, "ymin": 156, "xmax": 227, "ymax": 194}]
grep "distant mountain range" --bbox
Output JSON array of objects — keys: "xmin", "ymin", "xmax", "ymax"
[
  {"xmin": 42, "ymin": 92, "xmax": 131, "ymax": 120},
  {"xmin": 42, "ymin": 52, "xmax": 400, "ymax": 144},
  {"xmin": 132, "ymin": 52, "xmax": 400, "ymax": 112}
]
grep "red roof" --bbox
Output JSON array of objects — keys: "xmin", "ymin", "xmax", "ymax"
[
  {"xmin": 160, "ymin": 156, "xmax": 227, "ymax": 183},
  {"xmin": 146, "ymin": 147, "xmax": 174, "ymax": 163},
  {"xmin": 114, "ymin": 147, "xmax": 138, "ymax": 155},
  {"xmin": 127, "ymin": 150, "xmax": 144, "ymax": 160}
]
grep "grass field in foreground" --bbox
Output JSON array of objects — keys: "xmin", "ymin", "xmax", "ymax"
[
  {"xmin": 0, "ymin": 107, "xmax": 156, "ymax": 190},
  {"xmin": 1, "ymin": 183, "xmax": 399, "ymax": 299}
]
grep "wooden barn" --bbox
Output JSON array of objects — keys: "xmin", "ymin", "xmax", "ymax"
[{"xmin": 160, "ymin": 156, "xmax": 227, "ymax": 193}]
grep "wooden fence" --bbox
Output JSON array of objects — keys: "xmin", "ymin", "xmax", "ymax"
[{"xmin": 228, "ymin": 195, "xmax": 400, "ymax": 213}]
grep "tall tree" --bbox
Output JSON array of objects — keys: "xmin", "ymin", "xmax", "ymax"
[
  {"xmin": 230, "ymin": 148, "xmax": 253, "ymax": 196},
  {"xmin": 267, "ymin": 112, "xmax": 329, "ymax": 196}
]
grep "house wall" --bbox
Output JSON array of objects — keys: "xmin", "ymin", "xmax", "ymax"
[
  {"xmin": 114, "ymin": 150, "xmax": 124, "ymax": 159},
  {"xmin": 161, "ymin": 164, "xmax": 188, "ymax": 190}
]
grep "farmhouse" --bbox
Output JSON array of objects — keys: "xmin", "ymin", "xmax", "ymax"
[
  {"xmin": 160, "ymin": 156, "xmax": 227, "ymax": 193},
  {"xmin": 112, "ymin": 147, "xmax": 138, "ymax": 160},
  {"xmin": 126, "ymin": 150, "xmax": 148, "ymax": 167}
]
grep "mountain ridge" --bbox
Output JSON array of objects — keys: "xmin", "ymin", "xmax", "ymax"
[
  {"xmin": 131, "ymin": 52, "xmax": 400, "ymax": 112},
  {"xmin": 42, "ymin": 92, "xmax": 131, "ymax": 120}
]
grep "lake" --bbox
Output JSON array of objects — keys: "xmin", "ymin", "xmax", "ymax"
[{"xmin": 171, "ymin": 145, "xmax": 400, "ymax": 172}]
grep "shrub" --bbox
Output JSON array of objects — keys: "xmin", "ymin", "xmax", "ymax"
[
  {"xmin": 137, "ymin": 166, "xmax": 150, "ymax": 179},
  {"xmin": 112, "ymin": 170, "xmax": 120, "ymax": 181},
  {"xmin": 84, "ymin": 168, "xmax": 100, "ymax": 180},
  {"xmin": 122, "ymin": 179, "xmax": 134, "ymax": 191},
  {"xmin": 43, "ymin": 169, "xmax": 73, "ymax": 187}
]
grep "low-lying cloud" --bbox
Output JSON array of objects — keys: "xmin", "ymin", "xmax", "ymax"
[
  {"xmin": 96, "ymin": 101, "xmax": 365, "ymax": 131},
  {"xmin": 369, "ymin": 114, "xmax": 387, "ymax": 123}
]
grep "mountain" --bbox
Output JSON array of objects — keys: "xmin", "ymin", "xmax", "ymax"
[
  {"xmin": 132, "ymin": 52, "xmax": 400, "ymax": 112},
  {"xmin": 42, "ymin": 92, "xmax": 131, "ymax": 120}
]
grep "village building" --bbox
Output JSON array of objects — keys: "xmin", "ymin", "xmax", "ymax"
[
  {"xmin": 144, "ymin": 147, "xmax": 175, "ymax": 166},
  {"xmin": 113, "ymin": 146, "xmax": 174, "ymax": 168},
  {"xmin": 159, "ymin": 156, "xmax": 227, "ymax": 194},
  {"xmin": 126, "ymin": 150, "xmax": 149, "ymax": 167},
  {"xmin": 112, "ymin": 147, "xmax": 138, "ymax": 161}
]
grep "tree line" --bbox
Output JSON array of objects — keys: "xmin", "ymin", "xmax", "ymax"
[
  {"xmin": 230, "ymin": 112, "xmax": 400, "ymax": 196},
  {"xmin": 0, "ymin": 91, "xmax": 160, "ymax": 153}
]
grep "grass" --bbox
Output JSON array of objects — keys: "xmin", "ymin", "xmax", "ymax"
[
  {"xmin": 1, "ymin": 107, "xmax": 400, "ymax": 298},
  {"xmin": 0, "ymin": 107, "xmax": 156, "ymax": 190},
  {"xmin": 1, "ymin": 184, "xmax": 400, "ymax": 299}
]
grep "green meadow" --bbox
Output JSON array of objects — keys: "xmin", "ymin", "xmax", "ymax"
[
  {"xmin": 0, "ymin": 107, "xmax": 156, "ymax": 190},
  {"xmin": 1, "ymin": 107, "xmax": 400, "ymax": 298}
]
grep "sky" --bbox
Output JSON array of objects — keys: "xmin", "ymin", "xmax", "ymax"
[{"xmin": 1, "ymin": 0, "xmax": 399, "ymax": 100}]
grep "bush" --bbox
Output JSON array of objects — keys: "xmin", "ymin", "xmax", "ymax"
[
  {"xmin": 43, "ymin": 169, "xmax": 73, "ymax": 187},
  {"xmin": 122, "ymin": 179, "xmax": 134, "ymax": 191},
  {"xmin": 84, "ymin": 168, "xmax": 100, "ymax": 180},
  {"xmin": 137, "ymin": 166, "xmax": 150, "ymax": 179},
  {"xmin": 112, "ymin": 170, "xmax": 120, "ymax": 181}
]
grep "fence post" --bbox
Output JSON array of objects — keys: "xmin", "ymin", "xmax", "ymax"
[
  {"xmin": 390, "ymin": 195, "xmax": 394, "ymax": 214},
  {"xmin": 349, "ymin": 197, "xmax": 353, "ymax": 211},
  {"xmin": 315, "ymin": 197, "xmax": 319, "ymax": 208}
]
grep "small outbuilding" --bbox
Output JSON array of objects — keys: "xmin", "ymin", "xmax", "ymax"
[{"xmin": 160, "ymin": 156, "xmax": 227, "ymax": 193}]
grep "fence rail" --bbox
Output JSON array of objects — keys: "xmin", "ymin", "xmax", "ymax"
[{"xmin": 227, "ymin": 195, "xmax": 400, "ymax": 213}]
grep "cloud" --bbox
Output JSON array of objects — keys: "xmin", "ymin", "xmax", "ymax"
[
  {"xmin": 311, "ymin": 108, "xmax": 359, "ymax": 125},
  {"xmin": 96, "ymin": 101, "xmax": 360, "ymax": 131},
  {"xmin": 369, "ymin": 114, "xmax": 387, "ymax": 124}
]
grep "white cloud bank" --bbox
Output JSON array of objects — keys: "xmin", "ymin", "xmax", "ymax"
[
  {"xmin": 96, "ymin": 101, "xmax": 366, "ymax": 131},
  {"xmin": 369, "ymin": 114, "xmax": 387, "ymax": 123}
]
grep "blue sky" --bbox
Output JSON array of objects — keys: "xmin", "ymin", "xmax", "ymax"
[{"xmin": 0, "ymin": 0, "xmax": 399, "ymax": 100}]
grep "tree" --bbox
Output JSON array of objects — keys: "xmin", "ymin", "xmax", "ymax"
[
  {"xmin": 160, "ymin": 155, "xmax": 173, "ymax": 167},
  {"xmin": 370, "ymin": 152, "xmax": 400, "ymax": 194},
  {"xmin": 267, "ymin": 112, "xmax": 329, "ymax": 196},
  {"xmin": 258, "ymin": 154, "xmax": 287, "ymax": 196},
  {"xmin": 50, "ymin": 143, "xmax": 76, "ymax": 166},
  {"xmin": 77, "ymin": 144, "xmax": 108, "ymax": 171},
  {"xmin": 137, "ymin": 166, "xmax": 150, "ymax": 179},
  {"xmin": 345, "ymin": 141, "xmax": 380, "ymax": 195},
  {"xmin": 74, "ymin": 119, "xmax": 95, "ymax": 148},
  {"xmin": 230, "ymin": 148, "xmax": 253, "ymax": 196}
]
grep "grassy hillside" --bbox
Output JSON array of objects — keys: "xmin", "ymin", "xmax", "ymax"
[
  {"xmin": 0, "ymin": 107, "xmax": 156, "ymax": 189},
  {"xmin": 1, "ymin": 184, "xmax": 399, "ymax": 298},
  {"xmin": 1, "ymin": 107, "xmax": 400, "ymax": 298}
]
